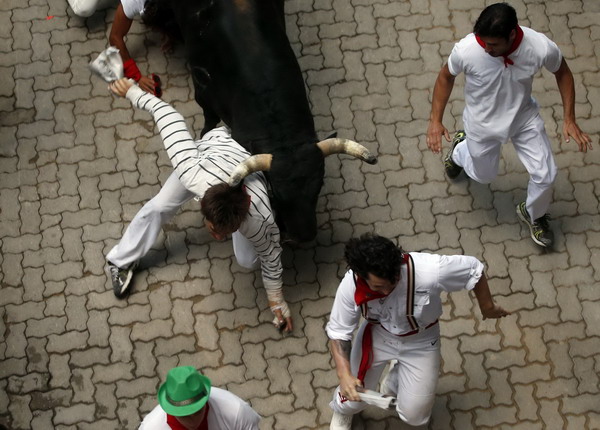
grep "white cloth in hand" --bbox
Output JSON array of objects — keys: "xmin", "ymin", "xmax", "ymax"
[{"xmin": 89, "ymin": 46, "xmax": 123, "ymax": 82}]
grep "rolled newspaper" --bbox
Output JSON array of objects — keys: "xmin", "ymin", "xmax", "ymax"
[
  {"xmin": 89, "ymin": 46, "xmax": 124, "ymax": 82},
  {"xmin": 357, "ymin": 389, "xmax": 397, "ymax": 410}
]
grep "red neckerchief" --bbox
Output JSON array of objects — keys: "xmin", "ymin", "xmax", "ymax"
[
  {"xmin": 354, "ymin": 276, "xmax": 388, "ymax": 306},
  {"xmin": 166, "ymin": 404, "xmax": 210, "ymax": 430},
  {"xmin": 476, "ymin": 26, "xmax": 524, "ymax": 67},
  {"xmin": 353, "ymin": 255, "xmax": 408, "ymax": 306}
]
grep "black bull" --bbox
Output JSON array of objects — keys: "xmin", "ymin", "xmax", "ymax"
[{"xmin": 169, "ymin": 0, "xmax": 376, "ymax": 242}]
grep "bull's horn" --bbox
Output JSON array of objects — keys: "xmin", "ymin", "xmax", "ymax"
[
  {"xmin": 316, "ymin": 138, "xmax": 377, "ymax": 165},
  {"xmin": 227, "ymin": 154, "xmax": 273, "ymax": 187}
]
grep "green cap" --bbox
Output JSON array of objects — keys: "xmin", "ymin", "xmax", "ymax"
[{"xmin": 158, "ymin": 366, "xmax": 212, "ymax": 417}]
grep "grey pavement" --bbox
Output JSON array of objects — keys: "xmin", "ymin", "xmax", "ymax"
[{"xmin": 1, "ymin": 0, "xmax": 600, "ymax": 429}]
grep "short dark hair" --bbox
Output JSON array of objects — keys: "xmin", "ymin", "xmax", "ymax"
[
  {"xmin": 344, "ymin": 234, "xmax": 404, "ymax": 283},
  {"xmin": 201, "ymin": 183, "xmax": 249, "ymax": 233},
  {"xmin": 474, "ymin": 3, "xmax": 518, "ymax": 41}
]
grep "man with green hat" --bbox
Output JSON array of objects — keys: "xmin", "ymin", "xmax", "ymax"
[{"xmin": 139, "ymin": 366, "xmax": 260, "ymax": 429}]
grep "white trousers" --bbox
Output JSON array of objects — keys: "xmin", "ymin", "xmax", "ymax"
[
  {"xmin": 330, "ymin": 322, "xmax": 441, "ymax": 427},
  {"xmin": 68, "ymin": 0, "xmax": 116, "ymax": 17},
  {"xmin": 453, "ymin": 114, "xmax": 557, "ymax": 221},
  {"xmin": 106, "ymin": 172, "xmax": 259, "ymax": 270}
]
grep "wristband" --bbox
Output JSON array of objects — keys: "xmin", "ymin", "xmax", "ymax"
[{"xmin": 123, "ymin": 58, "xmax": 142, "ymax": 81}]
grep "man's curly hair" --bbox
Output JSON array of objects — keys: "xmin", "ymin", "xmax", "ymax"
[
  {"xmin": 344, "ymin": 234, "xmax": 404, "ymax": 283},
  {"xmin": 201, "ymin": 183, "xmax": 250, "ymax": 233}
]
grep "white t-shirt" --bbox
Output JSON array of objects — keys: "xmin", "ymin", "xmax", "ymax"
[
  {"xmin": 326, "ymin": 252, "xmax": 484, "ymax": 341},
  {"xmin": 447, "ymin": 26, "xmax": 562, "ymax": 141},
  {"xmin": 139, "ymin": 387, "xmax": 261, "ymax": 430},
  {"xmin": 121, "ymin": 0, "xmax": 146, "ymax": 18}
]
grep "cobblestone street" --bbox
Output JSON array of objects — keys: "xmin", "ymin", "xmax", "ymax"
[{"xmin": 1, "ymin": 0, "xmax": 599, "ymax": 428}]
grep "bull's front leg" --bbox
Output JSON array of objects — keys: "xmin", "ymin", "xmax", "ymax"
[
  {"xmin": 200, "ymin": 106, "xmax": 220, "ymax": 137},
  {"xmin": 192, "ymin": 66, "xmax": 220, "ymax": 136}
]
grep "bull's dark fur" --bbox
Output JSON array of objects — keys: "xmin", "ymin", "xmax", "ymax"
[{"xmin": 166, "ymin": 0, "xmax": 325, "ymax": 242}]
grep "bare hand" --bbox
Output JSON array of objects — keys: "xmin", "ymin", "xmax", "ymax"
[
  {"xmin": 481, "ymin": 303, "xmax": 510, "ymax": 320},
  {"xmin": 108, "ymin": 78, "xmax": 134, "ymax": 97},
  {"xmin": 426, "ymin": 120, "xmax": 451, "ymax": 153},
  {"xmin": 139, "ymin": 75, "xmax": 156, "ymax": 94},
  {"xmin": 273, "ymin": 309, "xmax": 293, "ymax": 333},
  {"xmin": 339, "ymin": 372, "xmax": 362, "ymax": 402},
  {"xmin": 563, "ymin": 120, "xmax": 593, "ymax": 152}
]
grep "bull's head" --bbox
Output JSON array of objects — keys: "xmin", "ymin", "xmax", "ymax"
[{"xmin": 228, "ymin": 139, "xmax": 377, "ymax": 242}]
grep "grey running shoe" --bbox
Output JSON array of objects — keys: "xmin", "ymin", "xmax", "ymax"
[
  {"xmin": 444, "ymin": 130, "xmax": 466, "ymax": 179},
  {"xmin": 516, "ymin": 202, "xmax": 554, "ymax": 247},
  {"xmin": 107, "ymin": 261, "xmax": 138, "ymax": 298}
]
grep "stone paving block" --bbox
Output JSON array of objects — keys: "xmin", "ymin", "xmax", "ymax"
[
  {"xmin": 47, "ymin": 331, "xmax": 88, "ymax": 354},
  {"xmin": 511, "ymin": 363, "xmax": 552, "ymax": 385},
  {"xmin": 238, "ymin": 342, "xmax": 267, "ymax": 381},
  {"xmin": 253, "ymin": 394, "xmax": 295, "ymax": 416},
  {"xmin": 566, "ymin": 415, "xmax": 588, "ymax": 430},
  {"xmin": 8, "ymin": 394, "xmax": 33, "ymax": 430},
  {"xmin": 531, "ymin": 271, "xmax": 557, "ymax": 307},
  {"xmin": 115, "ymin": 398, "xmax": 139, "ymax": 429},
  {"xmin": 581, "ymin": 301, "xmax": 600, "ymax": 337},
  {"xmin": 4, "ymin": 322, "xmax": 27, "ymax": 359},
  {"xmin": 448, "ymin": 391, "xmax": 491, "ymax": 411},
  {"xmin": 463, "ymin": 353, "xmax": 486, "ymax": 390},
  {"xmin": 485, "ymin": 348, "xmax": 527, "ymax": 371},
  {"xmin": 215, "ymin": 306, "xmax": 261, "ymax": 332},
  {"xmin": 539, "ymin": 399, "xmax": 565, "ymax": 429},
  {"xmin": 115, "ymin": 377, "xmax": 158, "ymax": 398},
  {"xmin": 94, "ymin": 383, "xmax": 118, "ymax": 420},
  {"xmin": 440, "ymin": 337, "xmax": 462, "ymax": 374},
  {"xmin": 518, "ymin": 307, "xmax": 561, "ymax": 327},
  {"xmin": 154, "ymin": 335, "xmax": 196, "ymax": 357},
  {"xmin": 522, "ymin": 327, "xmax": 548, "ymax": 363},
  {"xmin": 169, "ymin": 299, "xmax": 193, "ymax": 335},
  {"xmin": 275, "ymin": 409, "xmax": 317, "ymax": 430}
]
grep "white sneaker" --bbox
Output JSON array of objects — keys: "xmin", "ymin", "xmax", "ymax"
[{"xmin": 330, "ymin": 411, "xmax": 353, "ymax": 430}]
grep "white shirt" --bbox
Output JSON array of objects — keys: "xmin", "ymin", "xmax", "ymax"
[
  {"xmin": 326, "ymin": 252, "xmax": 484, "ymax": 341},
  {"xmin": 447, "ymin": 26, "xmax": 562, "ymax": 141},
  {"xmin": 126, "ymin": 86, "xmax": 283, "ymax": 291},
  {"xmin": 121, "ymin": 0, "xmax": 146, "ymax": 18},
  {"xmin": 139, "ymin": 387, "xmax": 261, "ymax": 429}
]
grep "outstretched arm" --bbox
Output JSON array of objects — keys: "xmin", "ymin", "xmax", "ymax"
[
  {"xmin": 472, "ymin": 273, "xmax": 510, "ymax": 319},
  {"xmin": 109, "ymin": 79, "xmax": 207, "ymax": 196},
  {"xmin": 329, "ymin": 339, "xmax": 362, "ymax": 401},
  {"xmin": 554, "ymin": 58, "xmax": 593, "ymax": 152},
  {"xmin": 109, "ymin": 4, "xmax": 156, "ymax": 94},
  {"xmin": 426, "ymin": 64, "xmax": 456, "ymax": 153}
]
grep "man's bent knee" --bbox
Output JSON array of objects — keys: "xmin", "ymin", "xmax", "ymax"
[{"xmin": 398, "ymin": 410, "xmax": 431, "ymax": 427}]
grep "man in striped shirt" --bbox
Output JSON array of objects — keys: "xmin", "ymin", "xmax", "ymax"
[
  {"xmin": 107, "ymin": 78, "xmax": 292, "ymax": 332},
  {"xmin": 327, "ymin": 234, "xmax": 509, "ymax": 429}
]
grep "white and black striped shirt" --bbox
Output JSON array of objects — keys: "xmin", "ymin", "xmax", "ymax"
[{"xmin": 126, "ymin": 86, "xmax": 282, "ymax": 290}]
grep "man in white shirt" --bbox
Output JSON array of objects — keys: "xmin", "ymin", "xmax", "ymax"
[
  {"xmin": 426, "ymin": 2, "xmax": 592, "ymax": 248},
  {"xmin": 139, "ymin": 366, "xmax": 260, "ymax": 430},
  {"xmin": 327, "ymin": 234, "xmax": 510, "ymax": 429}
]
